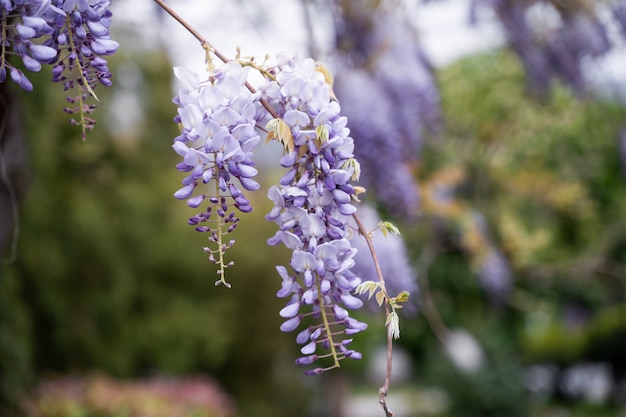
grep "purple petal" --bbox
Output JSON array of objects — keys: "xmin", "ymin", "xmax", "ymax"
[
  {"xmin": 280, "ymin": 151, "xmax": 297, "ymax": 167},
  {"xmin": 333, "ymin": 304, "xmax": 349, "ymax": 320},
  {"xmin": 345, "ymin": 350, "xmax": 362, "ymax": 360},
  {"xmin": 300, "ymin": 341, "xmax": 316, "ymax": 355},
  {"xmin": 271, "ymin": 231, "xmax": 302, "ymax": 249},
  {"xmin": 280, "ymin": 168, "xmax": 297, "ymax": 186},
  {"xmin": 280, "ymin": 315, "xmax": 302, "ymax": 332},
  {"xmin": 314, "ymin": 242, "xmax": 338, "ymax": 260},
  {"xmin": 304, "ymin": 368, "xmax": 324, "ymax": 375},
  {"xmin": 10, "ymin": 68, "xmax": 33, "ymax": 91},
  {"xmin": 310, "ymin": 327, "xmax": 323, "ymax": 341},
  {"xmin": 174, "ymin": 183, "xmax": 195, "ymax": 199},
  {"xmin": 16, "ymin": 24, "xmax": 36, "ymax": 38},
  {"xmin": 332, "ymin": 188, "xmax": 351, "ymax": 204},
  {"xmin": 91, "ymin": 38, "xmax": 119, "ymax": 55},
  {"xmin": 186, "ymin": 194, "xmax": 204, "ymax": 208},
  {"xmin": 22, "ymin": 16, "xmax": 52, "ymax": 34},
  {"xmin": 338, "ymin": 203, "xmax": 356, "ymax": 215},
  {"xmin": 237, "ymin": 163, "xmax": 258, "ymax": 178},
  {"xmin": 291, "ymin": 250, "xmax": 317, "ymax": 273},
  {"xmin": 86, "ymin": 20, "xmax": 108, "ymax": 36},
  {"xmin": 30, "ymin": 44, "xmax": 57, "ymax": 62},
  {"xmin": 296, "ymin": 327, "xmax": 311, "ymax": 344},
  {"xmin": 239, "ymin": 176, "xmax": 260, "ymax": 191},
  {"xmin": 344, "ymin": 317, "xmax": 368, "ymax": 333},
  {"xmin": 276, "ymin": 267, "xmax": 295, "ymax": 298},
  {"xmin": 22, "ymin": 55, "xmax": 41, "ymax": 72},
  {"xmin": 341, "ymin": 293, "xmax": 363, "ymax": 309},
  {"xmin": 172, "ymin": 141, "xmax": 189, "ymax": 156},
  {"xmin": 302, "ymin": 288, "xmax": 316, "ymax": 305},
  {"xmin": 295, "ymin": 355, "xmax": 318, "ymax": 366},
  {"xmin": 304, "ymin": 270, "xmax": 314, "ymax": 288},
  {"xmin": 279, "ymin": 302, "xmax": 300, "ymax": 318}
]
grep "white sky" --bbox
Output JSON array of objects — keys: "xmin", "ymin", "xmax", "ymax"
[
  {"xmin": 110, "ymin": 0, "xmax": 626, "ymax": 113},
  {"xmin": 113, "ymin": 0, "xmax": 505, "ymax": 72}
]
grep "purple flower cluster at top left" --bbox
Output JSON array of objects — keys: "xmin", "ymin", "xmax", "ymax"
[
  {"xmin": 1, "ymin": 0, "xmax": 117, "ymax": 90},
  {"xmin": 1, "ymin": 0, "xmax": 117, "ymax": 134}
]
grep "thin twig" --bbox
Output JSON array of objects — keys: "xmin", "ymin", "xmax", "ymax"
[
  {"xmin": 152, "ymin": 0, "xmax": 279, "ymax": 119},
  {"xmin": 353, "ymin": 212, "xmax": 394, "ymax": 417}
]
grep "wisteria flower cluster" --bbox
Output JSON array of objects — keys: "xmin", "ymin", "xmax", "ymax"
[
  {"xmin": 172, "ymin": 62, "xmax": 264, "ymax": 287},
  {"xmin": 0, "ymin": 0, "xmax": 118, "ymax": 137},
  {"xmin": 261, "ymin": 55, "xmax": 369, "ymax": 374},
  {"xmin": 170, "ymin": 54, "xmax": 381, "ymax": 374}
]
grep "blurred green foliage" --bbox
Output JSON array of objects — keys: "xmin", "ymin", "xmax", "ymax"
[
  {"xmin": 423, "ymin": 49, "xmax": 626, "ymax": 282},
  {"xmin": 398, "ymin": 49, "xmax": 626, "ymax": 415},
  {"xmin": 430, "ymin": 337, "xmax": 528, "ymax": 417}
]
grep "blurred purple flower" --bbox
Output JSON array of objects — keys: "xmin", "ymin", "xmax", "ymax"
[
  {"xmin": 476, "ymin": 0, "xmax": 614, "ymax": 96},
  {"xmin": 332, "ymin": 3, "xmax": 440, "ymax": 220}
]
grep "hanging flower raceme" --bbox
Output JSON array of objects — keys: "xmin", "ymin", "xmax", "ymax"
[
  {"xmin": 172, "ymin": 63, "xmax": 264, "ymax": 287},
  {"xmin": 49, "ymin": 0, "xmax": 119, "ymax": 137},
  {"xmin": 260, "ymin": 55, "xmax": 367, "ymax": 374},
  {"xmin": 0, "ymin": 0, "xmax": 58, "ymax": 91},
  {"xmin": 0, "ymin": 0, "xmax": 118, "ymax": 137}
]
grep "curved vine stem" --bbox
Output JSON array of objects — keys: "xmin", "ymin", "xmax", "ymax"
[{"xmin": 353, "ymin": 213, "xmax": 395, "ymax": 417}]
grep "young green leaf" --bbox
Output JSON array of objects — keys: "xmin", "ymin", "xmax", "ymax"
[
  {"xmin": 378, "ymin": 221, "xmax": 401, "ymax": 237},
  {"xmin": 355, "ymin": 281, "xmax": 379, "ymax": 300}
]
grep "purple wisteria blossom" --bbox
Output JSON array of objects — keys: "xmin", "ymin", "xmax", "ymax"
[
  {"xmin": 172, "ymin": 63, "xmax": 264, "ymax": 286},
  {"xmin": 0, "ymin": 0, "xmax": 117, "ymax": 136},
  {"xmin": 0, "ymin": 0, "xmax": 57, "ymax": 91},
  {"xmin": 261, "ymin": 55, "xmax": 367, "ymax": 374},
  {"xmin": 49, "ymin": 0, "xmax": 118, "ymax": 134}
]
